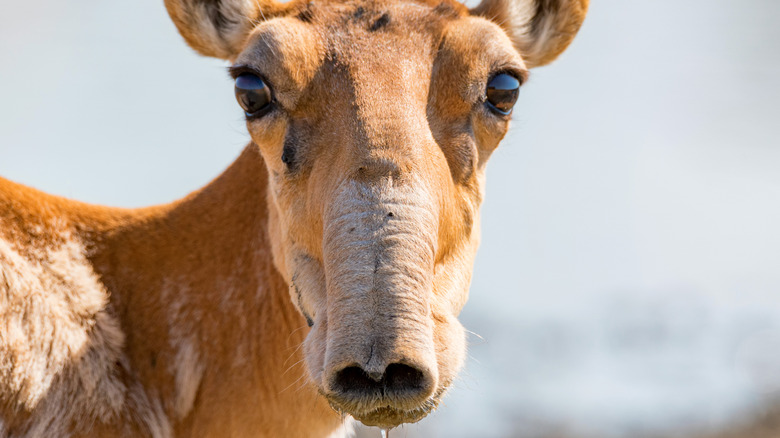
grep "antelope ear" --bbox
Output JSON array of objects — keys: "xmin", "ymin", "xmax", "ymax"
[
  {"xmin": 470, "ymin": 0, "xmax": 589, "ymax": 68},
  {"xmin": 165, "ymin": 0, "xmax": 283, "ymax": 59}
]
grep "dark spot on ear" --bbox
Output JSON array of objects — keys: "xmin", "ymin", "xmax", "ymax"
[
  {"xmin": 387, "ymin": 212, "xmax": 394, "ymax": 218},
  {"xmin": 433, "ymin": 1, "xmax": 460, "ymax": 18},
  {"xmin": 369, "ymin": 12, "xmax": 390, "ymax": 31},
  {"xmin": 296, "ymin": 9, "xmax": 313, "ymax": 22},
  {"xmin": 353, "ymin": 6, "xmax": 365, "ymax": 18},
  {"xmin": 296, "ymin": 2, "xmax": 315, "ymax": 22},
  {"xmin": 150, "ymin": 353, "xmax": 157, "ymax": 369}
]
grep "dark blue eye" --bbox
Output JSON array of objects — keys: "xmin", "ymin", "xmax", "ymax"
[
  {"xmin": 486, "ymin": 73, "xmax": 521, "ymax": 115},
  {"xmin": 235, "ymin": 73, "xmax": 272, "ymax": 117}
]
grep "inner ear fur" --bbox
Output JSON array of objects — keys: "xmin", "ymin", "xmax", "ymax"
[
  {"xmin": 470, "ymin": 0, "xmax": 589, "ymax": 68},
  {"xmin": 165, "ymin": 0, "xmax": 288, "ymax": 59}
]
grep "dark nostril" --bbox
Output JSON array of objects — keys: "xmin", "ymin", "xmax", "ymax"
[
  {"xmin": 332, "ymin": 363, "xmax": 427, "ymax": 399},
  {"xmin": 333, "ymin": 366, "xmax": 382, "ymax": 394},
  {"xmin": 384, "ymin": 363, "xmax": 425, "ymax": 392}
]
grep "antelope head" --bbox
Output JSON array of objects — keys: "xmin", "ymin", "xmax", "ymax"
[{"xmin": 165, "ymin": 0, "xmax": 587, "ymax": 428}]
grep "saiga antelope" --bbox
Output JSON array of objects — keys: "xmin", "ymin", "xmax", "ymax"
[{"xmin": 0, "ymin": 0, "xmax": 588, "ymax": 436}]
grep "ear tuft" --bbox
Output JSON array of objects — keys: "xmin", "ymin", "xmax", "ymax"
[
  {"xmin": 471, "ymin": 0, "xmax": 588, "ymax": 68},
  {"xmin": 165, "ymin": 0, "xmax": 281, "ymax": 59}
]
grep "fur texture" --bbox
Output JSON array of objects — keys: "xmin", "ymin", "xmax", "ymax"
[
  {"xmin": 0, "ymin": 0, "xmax": 588, "ymax": 435},
  {"xmin": 0, "ymin": 236, "xmax": 126, "ymax": 436}
]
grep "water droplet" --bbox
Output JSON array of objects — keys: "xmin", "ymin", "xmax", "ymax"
[{"xmin": 380, "ymin": 429, "xmax": 390, "ymax": 438}]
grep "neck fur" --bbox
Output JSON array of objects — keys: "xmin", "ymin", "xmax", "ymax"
[{"xmin": 88, "ymin": 144, "xmax": 344, "ymax": 436}]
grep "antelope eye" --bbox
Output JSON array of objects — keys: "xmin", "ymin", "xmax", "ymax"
[
  {"xmin": 235, "ymin": 73, "xmax": 272, "ymax": 117},
  {"xmin": 486, "ymin": 73, "xmax": 521, "ymax": 115}
]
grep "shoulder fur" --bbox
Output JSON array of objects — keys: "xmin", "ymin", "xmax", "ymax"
[{"xmin": 0, "ymin": 233, "xmax": 168, "ymax": 437}]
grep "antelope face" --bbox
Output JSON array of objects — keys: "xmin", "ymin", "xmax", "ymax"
[
  {"xmin": 237, "ymin": 5, "xmax": 521, "ymax": 427},
  {"xmin": 166, "ymin": 0, "xmax": 587, "ymax": 428}
]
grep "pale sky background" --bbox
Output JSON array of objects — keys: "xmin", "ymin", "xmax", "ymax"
[{"xmin": 1, "ymin": 0, "xmax": 779, "ymax": 437}]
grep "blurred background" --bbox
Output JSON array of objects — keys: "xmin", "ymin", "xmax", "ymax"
[{"xmin": 1, "ymin": 0, "xmax": 779, "ymax": 437}]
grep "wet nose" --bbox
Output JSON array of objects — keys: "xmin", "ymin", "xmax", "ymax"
[{"xmin": 329, "ymin": 361, "xmax": 435, "ymax": 403}]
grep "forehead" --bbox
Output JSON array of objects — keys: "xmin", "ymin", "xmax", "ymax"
[
  {"xmin": 237, "ymin": 0, "xmax": 515, "ymax": 68},
  {"xmin": 299, "ymin": 0, "xmax": 466, "ymax": 40}
]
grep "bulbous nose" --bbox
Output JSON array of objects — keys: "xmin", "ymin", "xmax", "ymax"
[{"xmin": 329, "ymin": 361, "xmax": 435, "ymax": 404}]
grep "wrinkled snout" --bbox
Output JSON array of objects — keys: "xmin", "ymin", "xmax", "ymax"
[{"xmin": 315, "ymin": 177, "xmax": 443, "ymax": 427}]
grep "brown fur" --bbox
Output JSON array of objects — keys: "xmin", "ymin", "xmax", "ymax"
[
  {"xmin": 1, "ymin": 150, "xmax": 344, "ymax": 437},
  {"xmin": 0, "ymin": 0, "xmax": 587, "ymax": 436}
]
